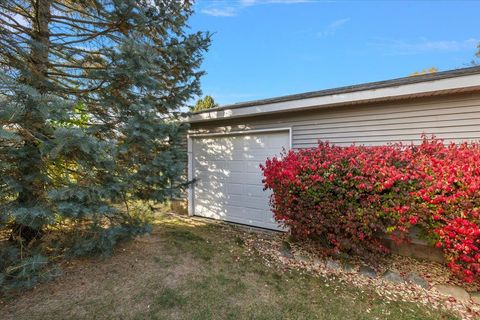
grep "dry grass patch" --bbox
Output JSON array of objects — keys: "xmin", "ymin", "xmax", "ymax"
[{"xmin": 0, "ymin": 213, "xmax": 457, "ymax": 320}]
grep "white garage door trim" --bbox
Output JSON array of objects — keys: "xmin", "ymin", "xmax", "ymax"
[{"xmin": 187, "ymin": 128, "xmax": 292, "ymax": 230}]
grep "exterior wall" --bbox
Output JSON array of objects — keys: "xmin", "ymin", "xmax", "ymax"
[{"xmin": 189, "ymin": 92, "xmax": 480, "ymax": 148}]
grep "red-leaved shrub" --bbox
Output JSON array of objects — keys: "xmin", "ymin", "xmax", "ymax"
[
  {"xmin": 411, "ymin": 139, "xmax": 480, "ymax": 282},
  {"xmin": 437, "ymin": 218, "xmax": 480, "ymax": 283},
  {"xmin": 261, "ymin": 137, "xmax": 480, "ymax": 283}
]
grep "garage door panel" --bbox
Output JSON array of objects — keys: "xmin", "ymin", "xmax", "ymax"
[
  {"xmin": 244, "ymin": 136, "xmax": 267, "ymax": 149},
  {"xmin": 194, "ymin": 169, "xmax": 228, "ymax": 180},
  {"xmin": 195, "ymin": 174, "xmax": 226, "ymax": 187},
  {"xmin": 245, "ymin": 161, "xmax": 263, "ymax": 173},
  {"xmin": 228, "ymin": 172, "xmax": 260, "ymax": 184},
  {"xmin": 223, "ymin": 205, "xmax": 246, "ymax": 218},
  {"xmin": 247, "ymin": 208, "xmax": 270, "ymax": 220},
  {"xmin": 237, "ymin": 196, "xmax": 269, "ymax": 210},
  {"xmin": 193, "ymin": 131, "xmax": 289, "ymax": 230},
  {"xmin": 245, "ymin": 184, "xmax": 267, "ymax": 197},
  {"xmin": 225, "ymin": 160, "xmax": 245, "ymax": 173},
  {"xmin": 195, "ymin": 204, "xmax": 225, "ymax": 219},
  {"xmin": 226, "ymin": 183, "xmax": 244, "ymax": 195},
  {"xmin": 231, "ymin": 208, "xmax": 273, "ymax": 225},
  {"xmin": 247, "ymin": 151, "xmax": 282, "ymax": 161},
  {"xmin": 194, "ymin": 158, "xmax": 226, "ymax": 170},
  {"xmin": 224, "ymin": 207, "xmax": 272, "ymax": 225},
  {"xmin": 194, "ymin": 191, "xmax": 226, "ymax": 204},
  {"xmin": 230, "ymin": 148, "xmax": 252, "ymax": 160},
  {"xmin": 194, "ymin": 146, "xmax": 226, "ymax": 161},
  {"xmin": 226, "ymin": 194, "xmax": 245, "ymax": 204}
]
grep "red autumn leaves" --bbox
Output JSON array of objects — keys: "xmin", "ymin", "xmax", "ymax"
[{"xmin": 261, "ymin": 136, "xmax": 480, "ymax": 283}]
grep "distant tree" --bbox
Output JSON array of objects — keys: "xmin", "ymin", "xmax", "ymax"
[
  {"xmin": 0, "ymin": 0, "xmax": 209, "ymax": 290},
  {"xmin": 193, "ymin": 95, "xmax": 218, "ymax": 112},
  {"xmin": 471, "ymin": 43, "xmax": 480, "ymax": 65},
  {"xmin": 410, "ymin": 67, "xmax": 438, "ymax": 76}
]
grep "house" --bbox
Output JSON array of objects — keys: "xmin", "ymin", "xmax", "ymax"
[{"xmin": 187, "ymin": 66, "xmax": 480, "ymax": 230}]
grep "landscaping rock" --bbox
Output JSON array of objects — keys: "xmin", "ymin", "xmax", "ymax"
[
  {"xmin": 359, "ymin": 266, "xmax": 376, "ymax": 278},
  {"xmin": 312, "ymin": 257, "xmax": 324, "ymax": 268},
  {"xmin": 342, "ymin": 262, "xmax": 355, "ymax": 273},
  {"xmin": 295, "ymin": 253, "xmax": 310, "ymax": 263},
  {"xmin": 406, "ymin": 272, "xmax": 429, "ymax": 289},
  {"xmin": 325, "ymin": 259, "xmax": 341, "ymax": 271},
  {"xmin": 433, "ymin": 284, "xmax": 470, "ymax": 302},
  {"xmin": 382, "ymin": 270, "xmax": 404, "ymax": 283},
  {"xmin": 280, "ymin": 250, "xmax": 293, "ymax": 259},
  {"xmin": 279, "ymin": 243, "xmax": 294, "ymax": 259}
]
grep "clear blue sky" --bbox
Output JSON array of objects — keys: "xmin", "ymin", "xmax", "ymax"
[{"xmin": 189, "ymin": 0, "xmax": 480, "ymax": 106}]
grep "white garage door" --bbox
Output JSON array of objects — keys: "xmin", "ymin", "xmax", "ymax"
[{"xmin": 191, "ymin": 130, "xmax": 290, "ymax": 230}]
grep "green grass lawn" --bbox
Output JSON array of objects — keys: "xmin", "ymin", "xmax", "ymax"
[{"xmin": 0, "ymin": 214, "xmax": 456, "ymax": 320}]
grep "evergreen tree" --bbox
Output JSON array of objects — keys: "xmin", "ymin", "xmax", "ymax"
[
  {"xmin": 192, "ymin": 95, "xmax": 218, "ymax": 112},
  {"xmin": 472, "ymin": 43, "xmax": 480, "ymax": 65},
  {"xmin": 0, "ymin": 0, "xmax": 209, "ymax": 289}
]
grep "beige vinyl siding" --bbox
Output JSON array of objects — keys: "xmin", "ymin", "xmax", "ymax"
[{"xmin": 190, "ymin": 93, "xmax": 480, "ymax": 148}]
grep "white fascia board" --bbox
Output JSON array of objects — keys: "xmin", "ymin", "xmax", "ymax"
[{"xmin": 189, "ymin": 74, "xmax": 480, "ymax": 123}]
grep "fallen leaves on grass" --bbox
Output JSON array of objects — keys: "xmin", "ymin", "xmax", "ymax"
[{"xmin": 233, "ymin": 226, "xmax": 480, "ymax": 320}]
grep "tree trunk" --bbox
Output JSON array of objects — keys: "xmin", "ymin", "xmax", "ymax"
[
  {"xmin": 29, "ymin": 0, "xmax": 51, "ymax": 92},
  {"xmin": 13, "ymin": 0, "xmax": 52, "ymax": 242}
]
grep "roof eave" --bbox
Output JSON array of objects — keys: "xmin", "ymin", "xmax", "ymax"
[{"xmin": 188, "ymin": 71, "xmax": 480, "ymax": 124}]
